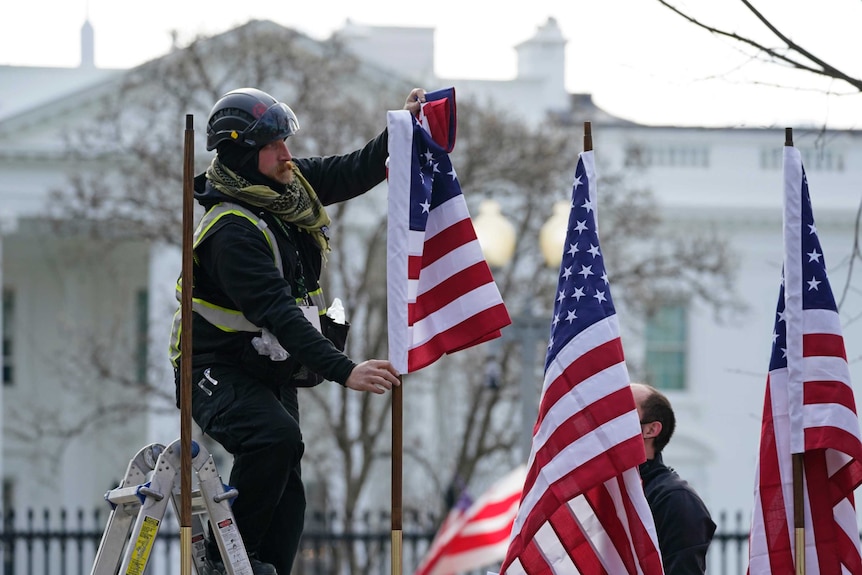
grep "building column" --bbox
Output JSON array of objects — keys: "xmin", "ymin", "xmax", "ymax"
[
  {"xmin": 0, "ymin": 212, "xmax": 19, "ymax": 513},
  {"xmin": 146, "ymin": 240, "xmax": 182, "ymax": 445}
]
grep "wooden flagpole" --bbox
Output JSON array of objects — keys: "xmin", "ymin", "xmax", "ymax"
[
  {"xmin": 793, "ymin": 451, "xmax": 805, "ymax": 575},
  {"xmin": 180, "ymin": 114, "xmax": 195, "ymax": 575},
  {"xmin": 392, "ymin": 377, "xmax": 403, "ymax": 575},
  {"xmin": 786, "ymin": 126, "xmax": 806, "ymax": 575},
  {"xmin": 584, "ymin": 121, "xmax": 593, "ymax": 152}
]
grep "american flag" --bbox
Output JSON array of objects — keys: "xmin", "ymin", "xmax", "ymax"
[
  {"xmin": 415, "ymin": 466, "xmax": 526, "ymax": 575},
  {"xmin": 497, "ymin": 151, "xmax": 663, "ymax": 575},
  {"xmin": 386, "ymin": 90, "xmax": 511, "ymax": 374},
  {"xmin": 748, "ymin": 145, "xmax": 862, "ymax": 575}
]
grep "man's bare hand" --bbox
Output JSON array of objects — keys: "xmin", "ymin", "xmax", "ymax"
[{"xmin": 345, "ymin": 359, "xmax": 401, "ymax": 394}]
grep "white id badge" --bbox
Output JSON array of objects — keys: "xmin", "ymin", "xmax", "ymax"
[{"xmin": 299, "ymin": 305, "xmax": 322, "ymax": 332}]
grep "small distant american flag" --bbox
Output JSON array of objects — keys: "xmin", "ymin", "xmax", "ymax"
[
  {"xmin": 748, "ymin": 145, "xmax": 862, "ymax": 575},
  {"xmin": 415, "ymin": 467, "xmax": 526, "ymax": 575},
  {"xmin": 496, "ymin": 151, "xmax": 663, "ymax": 575},
  {"xmin": 386, "ymin": 90, "xmax": 510, "ymax": 374}
]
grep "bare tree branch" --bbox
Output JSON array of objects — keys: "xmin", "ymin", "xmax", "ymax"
[{"xmin": 655, "ymin": 0, "xmax": 862, "ymax": 91}]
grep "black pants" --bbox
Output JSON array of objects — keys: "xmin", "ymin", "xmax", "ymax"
[{"xmin": 185, "ymin": 363, "xmax": 305, "ymax": 575}]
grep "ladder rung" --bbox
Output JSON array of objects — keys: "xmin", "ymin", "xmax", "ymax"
[{"xmin": 104, "ymin": 486, "xmax": 141, "ymax": 505}]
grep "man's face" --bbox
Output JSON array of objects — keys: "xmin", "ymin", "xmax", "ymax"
[{"xmin": 258, "ymin": 138, "xmax": 294, "ymax": 185}]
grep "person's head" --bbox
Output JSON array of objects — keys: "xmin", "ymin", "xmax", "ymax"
[
  {"xmin": 630, "ymin": 382, "xmax": 676, "ymax": 459},
  {"xmin": 206, "ymin": 87, "xmax": 300, "ymax": 185}
]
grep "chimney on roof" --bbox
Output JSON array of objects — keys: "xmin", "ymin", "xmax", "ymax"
[{"xmin": 80, "ymin": 18, "xmax": 95, "ymax": 68}]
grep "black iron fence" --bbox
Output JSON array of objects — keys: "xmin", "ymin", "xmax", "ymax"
[{"xmin": 0, "ymin": 507, "xmax": 750, "ymax": 575}]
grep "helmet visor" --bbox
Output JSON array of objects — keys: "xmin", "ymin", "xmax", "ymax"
[{"xmin": 242, "ymin": 102, "xmax": 300, "ymax": 147}]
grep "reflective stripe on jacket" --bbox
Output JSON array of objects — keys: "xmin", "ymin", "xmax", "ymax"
[{"xmin": 168, "ymin": 202, "xmax": 325, "ymax": 366}]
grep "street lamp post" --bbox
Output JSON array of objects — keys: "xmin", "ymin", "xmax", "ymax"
[{"xmin": 473, "ymin": 199, "xmax": 568, "ymax": 459}]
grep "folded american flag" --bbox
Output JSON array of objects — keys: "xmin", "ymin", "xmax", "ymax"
[
  {"xmin": 386, "ymin": 88, "xmax": 511, "ymax": 374},
  {"xmin": 748, "ymin": 144, "xmax": 862, "ymax": 575}
]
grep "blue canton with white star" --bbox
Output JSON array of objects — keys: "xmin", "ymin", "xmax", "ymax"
[
  {"xmin": 545, "ymin": 155, "xmax": 617, "ymax": 371},
  {"xmin": 769, "ymin": 167, "xmax": 838, "ymax": 372}
]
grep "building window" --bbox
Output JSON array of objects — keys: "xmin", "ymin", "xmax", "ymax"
[
  {"xmin": 2, "ymin": 289, "xmax": 13, "ymax": 386},
  {"xmin": 644, "ymin": 303, "xmax": 687, "ymax": 391},
  {"xmin": 135, "ymin": 289, "xmax": 148, "ymax": 384},
  {"xmin": 624, "ymin": 144, "xmax": 710, "ymax": 169},
  {"xmin": 760, "ymin": 146, "xmax": 845, "ymax": 172}
]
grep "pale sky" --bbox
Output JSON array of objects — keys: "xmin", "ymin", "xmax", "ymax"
[{"xmin": 3, "ymin": 0, "xmax": 861, "ymax": 129}]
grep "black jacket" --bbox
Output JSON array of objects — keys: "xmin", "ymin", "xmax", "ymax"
[
  {"xmin": 183, "ymin": 130, "xmax": 389, "ymax": 385},
  {"xmin": 639, "ymin": 453, "xmax": 716, "ymax": 575}
]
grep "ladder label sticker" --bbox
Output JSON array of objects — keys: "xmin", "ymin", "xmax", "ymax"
[
  {"xmin": 217, "ymin": 520, "xmax": 252, "ymax": 573},
  {"xmin": 125, "ymin": 516, "xmax": 160, "ymax": 575}
]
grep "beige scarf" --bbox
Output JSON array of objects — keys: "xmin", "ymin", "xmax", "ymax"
[{"xmin": 205, "ymin": 157, "xmax": 331, "ymax": 254}]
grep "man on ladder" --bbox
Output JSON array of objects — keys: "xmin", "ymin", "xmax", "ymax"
[{"xmin": 169, "ymin": 86, "xmax": 422, "ymax": 574}]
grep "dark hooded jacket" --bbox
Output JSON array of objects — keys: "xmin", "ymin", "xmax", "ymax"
[
  {"xmin": 639, "ymin": 453, "xmax": 717, "ymax": 575},
  {"xmin": 177, "ymin": 130, "xmax": 388, "ymax": 386}
]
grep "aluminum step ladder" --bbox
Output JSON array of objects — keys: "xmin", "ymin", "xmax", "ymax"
[{"xmin": 91, "ymin": 438, "xmax": 254, "ymax": 575}]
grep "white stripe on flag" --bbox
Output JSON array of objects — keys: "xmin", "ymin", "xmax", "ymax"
[{"xmin": 386, "ymin": 109, "xmax": 415, "ymax": 373}]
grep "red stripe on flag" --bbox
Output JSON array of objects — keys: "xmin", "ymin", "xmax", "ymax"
[
  {"xmin": 409, "ymin": 261, "xmax": 495, "ymax": 324},
  {"xmin": 407, "ymin": 304, "xmax": 510, "ymax": 372},
  {"xmin": 421, "ymin": 217, "xmax": 476, "ymax": 266},
  {"xmin": 805, "ymin": 450, "xmax": 845, "ymax": 575},
  {"xmin": 753, "ymin": 381, "xmax": 796, "ymax": 574},
  {"xmin": 617, "ymin": 473, "xmax": 666, "ymax": 573},
  {"xmin": 550, "ymin": 502, "xmax": 608, "ymax": 575},
  {"xmin": 536, "ymin": 339, "xmax": 625, "ymax": 427},
  {"xmin": 516, "ymin": 437, "xmax": 646, "ymax": 551},
  {"xmin": 528, "ymin": 387, "xmax": 637, "ymax": 490},
  {"xmin": 408, "ymin": 254, "xmax": 422, "ymax": 280},
  {"xmin": 444, "ymin": 521, "xmax": 517, "ymax": 556},
  {"xmin": 828, "ymin": 460, "xmax": 862, "ymax": 505},
  {"xmin": 804, "ymin": 380, "xmax": 858, "ymax": 414},
  {"xmin": 582, "ymin": 483, "xmax": 638, "ymax": 574},
  {"xmin": 469, "ymin": 493, "xmax": 521, "ymax": 523},
  {"xmin": 518, "ymin": 538, "xmax": 552, "ymax": 574},
  {"xmin": 803, "ymin": 333, "xmax": 847, "ymax": 360},
  {"xmin": 805, "ymin": 427, "xmax": 862, "ymax": 462}
]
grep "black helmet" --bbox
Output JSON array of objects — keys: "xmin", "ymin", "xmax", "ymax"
[{"xmin": 206, "ymin": 88, "xmax": 300, "ymax": 151}]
